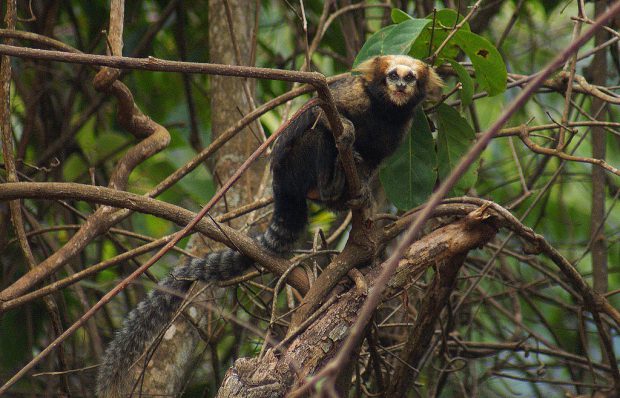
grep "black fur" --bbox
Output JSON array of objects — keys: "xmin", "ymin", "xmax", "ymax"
[{"xmin": 96, "ymin": 55, "xmax": 437, "ymax": 397}]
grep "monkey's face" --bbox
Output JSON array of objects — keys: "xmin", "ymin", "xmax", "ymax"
[
  {"xmin": 384, "ymin": 65, "xmax": 418, "ymax": 106},
  {"xmin": 355, "ymin": 55, "xmax": 444, "ymax": 107}
]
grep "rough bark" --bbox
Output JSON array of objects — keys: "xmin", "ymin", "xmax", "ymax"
[
  {"xmin": 589, "ymin": 0, "xmax": 608, "ymax": 295},
  {"xmin": 214, "ymin": 209, "xmax": 498, "ymax": 397}
]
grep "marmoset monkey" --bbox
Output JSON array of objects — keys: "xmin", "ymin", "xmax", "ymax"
[{"xmin": 96, "ymin": 54, "xmax": 443, "ymax": 397}]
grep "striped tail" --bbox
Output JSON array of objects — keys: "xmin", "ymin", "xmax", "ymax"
[{"xmin": 96, "ymin": 198, "xmax": 307, "ymax": 397}]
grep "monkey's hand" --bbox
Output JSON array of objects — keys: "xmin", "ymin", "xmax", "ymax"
[{"xmin": 336, "ymin": 117, "xmax": 355, "ymax": 150}]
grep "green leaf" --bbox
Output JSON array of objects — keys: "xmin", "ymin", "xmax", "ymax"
[
  {"xmin": 453, "ymin": 30, "xmax": 507, "ymax": 96},
  {"xmin": 75, "ymin": 121, "xmax": 96, "ymax": 163},
  {"xmin": 380, "ymin": 106, "xmax": 437, "ymax": 210},
  {"xmin": 410, "ymin": 9, "xmax": 470, "ymax": 60},
  {"xmin": 62, "ymin": 154, "xmax": 88, "ymax": 182},
  {"xmin": 354, "ymin": 19, "xmax": 431, "ymax": 66},
  {"xmin": 447, "ymin": 59, "xmax": 474, "ymax": 106},
  {"xmin": 391, "ymin": 9, "xmax": 412, "ymax": 23},
  {"xmin": 354, "ymin": 25, "xmax": 396, "ymax": 66},
  {"xmin": 433, "ymin": 8, "xmax": 471, "ymax": 31},
  {"xmin": 93, "ymin": 132, "xmax": 130, "ymax": 163},
  {"xmin": 385, "ymin": 19, "xmax": 433, "ymax": 55},
  {"xmin": 436, "ymin": 104, "xmax": 478, "ymax": 195}
]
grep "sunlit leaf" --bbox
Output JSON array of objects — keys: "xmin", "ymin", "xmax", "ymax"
[{"xmin": 354, "ymin": 19, "xmax": 431, "ymax": 66}]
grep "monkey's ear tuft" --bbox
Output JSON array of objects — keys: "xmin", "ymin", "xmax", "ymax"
[
  {"xmin": 353, "ymin": 56, "xmax": 380, "ymax": 82},
  {"xmin": 425, "ymin": 67, "xmax": 445, "ymax": 102}
]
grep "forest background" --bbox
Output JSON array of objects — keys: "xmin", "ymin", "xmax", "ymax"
[{"xmin": 0, "ymin": 0, "xmax": 619, "ymax": 397}]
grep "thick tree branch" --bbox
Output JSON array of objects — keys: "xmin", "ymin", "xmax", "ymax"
[
  {"xmin": 0, "ymin": 182, "xmax": 309, "ymax": 299},
  {"xmin": 0, "ymin": 16, "xmax": 171, "ymax": 302},
  {"xmin": 219, "ymin": 207, "xmax": 497, "ymax": 398}
]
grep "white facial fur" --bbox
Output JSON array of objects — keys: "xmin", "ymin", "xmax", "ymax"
[
  {"xmin": 385, "ymin": 64, "xmax": 418, "ymax": 106},
  {"xmin": 384, "ymin": 55, "xmax": 429, "ymax": 106}
]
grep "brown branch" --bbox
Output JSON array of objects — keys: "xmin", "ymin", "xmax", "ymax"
[
  {"xmin": 517, "ymin": 125, "xmax": 620, "ymax": 176},
  {"xmin": 448, "ymin": 340, "xmax": 611, "ymax": 372},
  {"xmin": 0, "ymin": 42, "xmax": 328, "ymax": 83},
  {"xmin": 1, "ymin": 197, "xmax": 272, "ymax": 312},
  {"xmin": 568, "ymin": 73, "xmax": 620, "ymax": 104},
  {"xmin": 0, "ymin": 10, "xmax": 172, "ymax": 301},
  {"xmin": 441, "ymin": 66, "xmax": 620, "ymax": 106},
  {"xmin": 0, "ymin": 110, "xmax": 306, "ymax": 393},
  {"xmin": 492, "ymin": 120, "xmax": 620, "ymax": 138},
  {"xmin": 220, "ymin": 207, "xmax": 497, "ymax": 398},
  {"xmin": 556, "ymin": 3, "xmax": 585, "ymax": 151},
  {"xmin": 0, "ymin": 182, "xmax": 309, "ymax": 298},
  {"xmin": 509, "ymin": 70, "xmax": 620, "ymax": 105}
]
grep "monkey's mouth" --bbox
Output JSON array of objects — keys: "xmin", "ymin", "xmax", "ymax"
[{"xmin": 390, "ymin": 90, "xmax": 410, "ymax": 101}]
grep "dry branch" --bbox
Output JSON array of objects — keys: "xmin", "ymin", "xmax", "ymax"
[
  {"xmin": 0, "ymin": 181, "xmax": 309, "ymax": 298},
  {"xmin": 218, "ymin": 207, "xmax": 498, "ymax": 398}
]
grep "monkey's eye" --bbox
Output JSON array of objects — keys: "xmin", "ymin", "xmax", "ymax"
[
  {"xmin": 404, "ymin": 73, "xmax": 416, "ymax": 83},
  {"xmin": 387, "ymin": 71, "xmax": 398, "ymax": 81}
]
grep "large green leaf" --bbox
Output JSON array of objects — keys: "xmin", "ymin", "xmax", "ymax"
[
  {"xmin": 354, "ymin": 19, "xmax": 431, "ymax": 66},
  {"xmin": 354, "ymin": 25, "xmax": 396, "ymax": 67},
  {"xmin": 380, "ymin": 106, "xmax": 437, "ymax": 210},
  {"xmin": 404, "ymin": 9, "xmax": 506, "ymax": 96},
  {"xmin": 410, "ymin": 9, "xmax": 470, "ymax": 60},
  {"xmin": 436, "ymin": 104, "xmax": 478, "ymax": 195},
  {"xmin": 453, "ymin": 30, "xmax": 507, "ymax": 96},
  {"xmin": 384, "ymin": 19, "xmax": 433, "ymax": 55}
]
